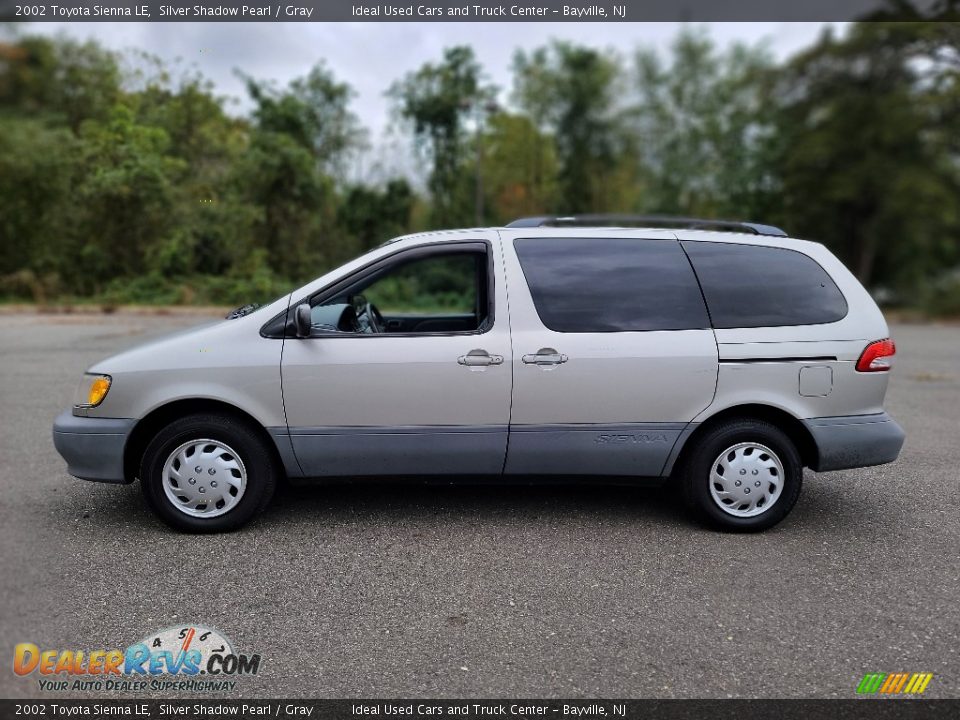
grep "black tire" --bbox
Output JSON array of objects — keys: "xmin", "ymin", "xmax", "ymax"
[
  {"xmin": 679, "ymin": 419, "xmax": 802, "ymax": 532},
  {"xmin": 140, "ymin": 413, "xmax": 278, "ymax": 532}
]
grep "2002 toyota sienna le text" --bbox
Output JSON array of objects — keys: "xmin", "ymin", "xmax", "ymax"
[{"xmin": 53, "ymin": 216, "xmax": 906, "ymax": 532}]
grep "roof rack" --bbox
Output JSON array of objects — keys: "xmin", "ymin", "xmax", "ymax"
[{"xmin": 504, "ymin": 214, "xmax": 788, "ymax": 237}]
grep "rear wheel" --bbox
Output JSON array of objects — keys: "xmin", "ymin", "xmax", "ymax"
[
  {"xmin": 680, "ymin": 419, "xmax": 802, "ymax": 532},
  {"xmin": 140, "ymin": 414, "xmax": 278, "ymax": 532}
]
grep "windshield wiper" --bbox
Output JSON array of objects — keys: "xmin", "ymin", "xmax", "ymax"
[{"xmin": 225, "ymin": 303, "xmax": 260, "ymax": 319}]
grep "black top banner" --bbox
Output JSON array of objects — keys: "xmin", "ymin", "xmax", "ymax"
[{"xmin": 0, "ymin": 0, "xmax": 952, "ymax": 22}]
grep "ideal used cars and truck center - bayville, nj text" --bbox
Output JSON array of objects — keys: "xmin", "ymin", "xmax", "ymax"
[{"xmin": 349, "ymin": 5, "xmax": 611, "ymax": 17}]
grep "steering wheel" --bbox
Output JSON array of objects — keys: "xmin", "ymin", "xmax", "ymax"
[{"xmin": 358, "ymin": 302, "xmax": 385, "ymax": 334}]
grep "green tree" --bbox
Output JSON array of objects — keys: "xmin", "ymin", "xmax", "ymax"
[
  {"xmin": 244, "ymin": 63, "xmax": 366, "ymax": 178},
  {"xmin": 239, "ymin": 64, "xmax": 367, "ymax": 279},
  {"xmin": 0, "ymin": 36, "xmax": 121, "ymax": 132},
  {"xmin": 630, "ymin": 31, "xmax": 775, "ymax": 217},
  {"xmin": 338, "ymin": 179, "xmax": 415, "ymax": 251},
  {"xmin": 130, "ymin": 61, "xmax": 256, "ymax": 282},
  {"xmin": 477, "ymin": 112, "xmax": 559, "ymax": 223},
  {"xmin": 769, "ymin": 23, "xmax": 960, "ymax": 290},
  {"xmin": 74, "ymin": 104, "xmax": 186, "ymax": 292},
  {"xmin": 0, "ymin": 118, "xmax": 83, "ymax": 299},
  {"xmin": 512, "ymin": 41, "xmax": 626, "ymax": 213},
  {"xmin": 389, "ymin": 46, "xmax": 494, "ymax": 226}
]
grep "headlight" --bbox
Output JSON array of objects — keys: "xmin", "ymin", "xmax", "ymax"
[{"xmin": 74, "ymin": 374, "xmax": 112, "ymax": 408}]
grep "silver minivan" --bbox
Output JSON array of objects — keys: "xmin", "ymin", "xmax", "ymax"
[{"xmin": 53, "ymin": 216, "xmax": 905, "ymax": 532}]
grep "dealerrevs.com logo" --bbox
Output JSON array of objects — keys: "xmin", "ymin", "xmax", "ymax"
[{"xmin": 13, "ymin": 625, "xmax": 260, "ymax": 693}]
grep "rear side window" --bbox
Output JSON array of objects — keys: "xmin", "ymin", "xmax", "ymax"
[
  {"xmin": 514, "ymin": 237, "xmax": 710, "ymax": 332},
  {"xmin": 682, "ymin": 241, "xmax": 848, "ymax": 328}
]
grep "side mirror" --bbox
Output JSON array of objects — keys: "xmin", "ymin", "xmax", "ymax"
[{"xmin": 294, "ymin": 303, "xmax": 312, "ymax": 338}]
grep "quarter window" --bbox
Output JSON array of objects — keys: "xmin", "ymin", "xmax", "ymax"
[
  {"xmin": 514, "ymin": 237, "xmax": 710, "ymax": 332},
  {"xmin": 682, "ymin": 241, "xmax": 848, "ymax": 328}
]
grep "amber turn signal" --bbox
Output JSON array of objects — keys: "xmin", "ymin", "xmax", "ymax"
[{"xmin": 86, "ymin": 376, "xmax": 111, "ymax": 407}]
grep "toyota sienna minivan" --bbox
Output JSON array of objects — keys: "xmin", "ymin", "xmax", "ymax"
[{"xmin": 53, "ymin": 215, "xmax": 905, "ymax": 532}]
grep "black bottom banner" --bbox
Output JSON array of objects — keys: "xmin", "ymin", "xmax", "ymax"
[{"xmin": 2, "ymin": 699, "xmax": 957, "ymax": 720}]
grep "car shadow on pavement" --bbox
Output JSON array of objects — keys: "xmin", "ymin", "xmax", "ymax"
[
  {"xmin": 58, "ymin": 471, "xmax": 895, "ymax": 537},
  {"xmin": 262, "ymin": 478, "xmax": 688, "ymax": 527},
  {"xmin": 51, "ymin": 476, "xmax": 696, "ymax": 534}
]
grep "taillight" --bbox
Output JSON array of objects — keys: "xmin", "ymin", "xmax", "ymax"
[{"xmin": 856, "ymin": 338, "xmax": 896, "ymax": 372}]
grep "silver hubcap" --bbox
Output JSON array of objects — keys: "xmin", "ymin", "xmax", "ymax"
[
  {"xmin": 709, "ymin": 442, "xmax": 784, "ymax": 518},
  {"xmin": 161, "ymin": 439, "xmax": 246, "ymax": 518}
]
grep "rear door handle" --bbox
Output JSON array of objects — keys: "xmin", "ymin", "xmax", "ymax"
[
  {"xmin": 458, "ymin": 349, "xmax": 504, "ymax": 367},
  {"xmin": 522, "ymin": 348, "xmax": 569, "ymax": 365}
]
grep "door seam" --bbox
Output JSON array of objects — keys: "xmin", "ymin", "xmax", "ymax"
[{"xmin": 498, "ymin": 230, "xmax": 515, "ymax": 476}]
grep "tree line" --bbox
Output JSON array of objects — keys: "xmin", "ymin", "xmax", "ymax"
[{"xmin": 0, "ymin": 22, "xmax": 958, "ymax": 313}]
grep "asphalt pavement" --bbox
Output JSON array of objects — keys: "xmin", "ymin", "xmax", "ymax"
[{"xmin": 1, "ymin": 313, "xmax": 958, "ymax": 699}]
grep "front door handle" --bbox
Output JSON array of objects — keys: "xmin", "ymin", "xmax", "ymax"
[
  {"xmin": 522, "ymin": 347, "xmax": 569, "ymax": 365},
  {"xmin": 458, "ymin": 349, "xmax": 504, "ymax": 367}
]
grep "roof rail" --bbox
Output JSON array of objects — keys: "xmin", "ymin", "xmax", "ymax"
[{"xmin": 504, "ymin": 214, "xmax": 788, "ymax": 237}]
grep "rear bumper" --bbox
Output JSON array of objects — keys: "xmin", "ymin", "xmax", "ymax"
[
  {"xmin": 52, "ymin": 409, "xmax": 135, "ymax": 483},
  {"xmin": 803, "ymin": 412, "xmax": 905, "ymax": 472}
]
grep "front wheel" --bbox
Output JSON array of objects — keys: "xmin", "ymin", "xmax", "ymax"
[
  {"xmin": 679, "ymin": 419, "xmax": 802, "ymax": 532},
  {"xmin": 140, "ymin": 414, "xmax": 278, "ymax": 532}
]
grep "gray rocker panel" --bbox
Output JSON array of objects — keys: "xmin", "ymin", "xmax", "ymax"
[
  {"xmin": 504, "ymin": 423, "xmax": 687, "ymax": 477},
  {"xmin": 285, "ymin": 425, "xmax": 509, "ymax": 477}
]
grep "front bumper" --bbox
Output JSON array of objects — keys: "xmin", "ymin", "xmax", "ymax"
[
  {"xmin": 52, "ymin": 409, "xmax": 135, "ymax": 483},
  {"xmin": 803, "ymin": 412, "xmax": 905, "ymax": 472}
]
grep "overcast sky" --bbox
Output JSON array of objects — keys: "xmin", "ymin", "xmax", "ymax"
[{"xmin": 22, "ymin": 22, "xmax": 841, "ymax": 179}]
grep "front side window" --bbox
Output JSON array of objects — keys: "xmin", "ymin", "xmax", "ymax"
[
  {"xmin": 514, "ymin": 237, "xmax": 710, "ymax": 332},
  {"xmin": 682, "ymin": 241, "xmax": 848, "ymax": 328},
  {"xmin": 310, "ymin": 249, "xmax": 488, "ymax": 335}
]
